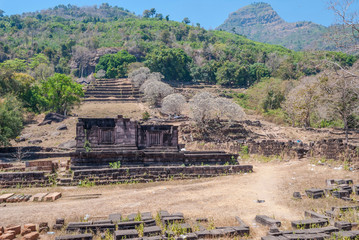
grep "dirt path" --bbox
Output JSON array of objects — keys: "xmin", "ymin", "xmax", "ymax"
[{"xmin": 1, "ymin": 160, "xmax": 358, "ymax": 239}]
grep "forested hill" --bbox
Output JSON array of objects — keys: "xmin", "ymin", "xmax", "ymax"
[
  {"xmin": 216, "ymin": 2, "xmax": 334, "ymax": 52},
  {"xmin": 0, "ymin": 3, "xmax": 355, "ymax": 87},
  {"xmin": 21, "ymin": 3, "xmax": 135, "ymax": 21}
]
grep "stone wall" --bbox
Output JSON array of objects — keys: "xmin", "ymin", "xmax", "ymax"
[
  {"xmin": 72, "ymin": 165, "xmax": 253, "ymax": 184},
  {"xmin": 311, "ymin": 139, "xmax": 359, "ymax": 163},
  {"xmin": 243, "ymin": 139, "xmax": 358, "ymax": 163},
  {"xmin": 246, "ymin": 140, "xmax": 309, "ymax": 159},
  {"xmin": 0, "ymin": 172, "xmax": 52, "ymax": 188},
  {"xmin": 70, "ymin": 151, "xmax": 238, "ymax": 170},
  {"xmin": 76, "ymin": 116, "xmax": 179, "ymax": 151}
]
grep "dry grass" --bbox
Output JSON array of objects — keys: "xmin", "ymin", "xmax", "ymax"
[{"xmin": 1, "ymin": 159, "xmax": 358, "ymax": 239}]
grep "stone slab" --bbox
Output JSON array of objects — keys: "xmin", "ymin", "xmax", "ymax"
[
  {"xmin": 255, "ymin": 215, "xmax": 281, "ymax": 227},
  {"xmin": 143, "ymin": 226, "xmax": 162, "ymax": 237},
  {"xmin": 304, "ymin": 211, "xmax": 329, "ymax": 220},
  {"xmin": 291, "ymin": 219, "xmax": 328, "ymax": 229},
  {"xmin": 21, "ymin": 232, "xmax": 39, "ymax": 240},
  {"xmin": 109, "ymin": 213, "xmax": 122, "ymax": 223},
  {"xmin": 114, "ymin": 229, "xmax": 138, "ymax": 240},
  {"xmin": 55, "ymin": 233, "xmax": 93, "ymax": 240},
  {"xmin": 32, "ymin": 193, "xmax": 48, "ymax": 202},
  {"xmin": 44, "ymin": 192, "xmax": 61, "ymax": 201},
  {"xmin": 0, "ymin": 194, "xmax": 14, "ymax": 203}
]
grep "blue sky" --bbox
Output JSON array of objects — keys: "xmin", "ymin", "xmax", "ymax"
[{"xmin": 0, "ymin": 0, "xmax": 336, "ymax": 29}]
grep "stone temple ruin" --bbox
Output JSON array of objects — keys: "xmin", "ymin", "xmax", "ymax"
[{"xmin": 70, "ymin": 115, "xmax": 250, "ymax": 170}]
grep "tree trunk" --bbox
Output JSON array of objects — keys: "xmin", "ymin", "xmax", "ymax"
[{"xmin": 344, "ymin": 118, "xmax": 349, "ymax": 144}]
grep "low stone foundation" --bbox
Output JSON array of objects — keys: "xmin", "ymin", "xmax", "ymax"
[
  {"xmin": 0, "ymin": 171, "xmax": 52, "ymax": 188},
  {"xmin": 70, "ymin": 150, "xmax": 238, "ymax": 170},
  {"xmin": 72, "ymin": 165, "xmax": 253, "ymax": 185}
]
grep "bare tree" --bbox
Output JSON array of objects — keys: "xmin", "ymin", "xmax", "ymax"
[
  {"xmin": 142, "ymin": 81, "xmax": 174, "ymax": 106},
  {"xmin": 161, "ymin": 93, "xmax": 187, "ymax": 116},
  {"xmin": 189, "ymin": 92, "xmax": 245, "ymax": 128},
  {"xmin": 328, "ymin": 0, "xmax": 359, "ymax": 52},
  {"xmin": 129, "ymin": 67, "xmax": 164, "ymax": 88},
  {"xmin": 282, "ymin": 77, "xmax": 322, "ymax": 128},
  {"xmin": 321, "ymin": 64, "xmax": 359, "ymax": 143},
  {"xmin": 72, "ymin": 46, "xmax": 92, "ymax": 78},
  {"xmin": 128, "ymin": 67, "xmax": 150, "ymax": 79},
  {"xmin": 96, "ymin": 69, "xmax": 106, "ymax": 79}
]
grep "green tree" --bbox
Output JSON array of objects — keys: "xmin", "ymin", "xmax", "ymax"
[
  {"xmin": 216, "ymin": 61, "xmax": 249, "ymax": 87},
  {"xmin": 182, "ymin": 17, "xmax": 190, "ymax": 24},
  {"xmin": 249, "ymin": 63, "xmax": 271, "ymax": 83},
  {"xmin": 40, "ymin": 73, "xmax": 84, "ymax": 115},
  {"xmin": 0, "ymin": 95, "xmax": 23, "ymax": 146},
  {"xmin": 95, "ymin": 50, "xmax": 136, "ymax": 78},
  {"xmin": 145, "ymin": 48, "xmax": 192, "ymax": 82}
]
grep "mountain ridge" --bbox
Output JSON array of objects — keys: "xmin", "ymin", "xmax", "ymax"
[{"xmin": 216, "ymin": 2, "xmax": 334, "ymax": 51}]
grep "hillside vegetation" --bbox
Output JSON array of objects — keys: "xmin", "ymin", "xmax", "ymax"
[{"xmin": 0, "ymin": 3, "xmax": 358, "ymax": 146}]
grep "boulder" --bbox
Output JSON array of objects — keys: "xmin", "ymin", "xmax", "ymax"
[
  {"xmin": 56, "ymin": 124, "xmax": 68, "ymax": 131},
  {"xmin": 38, "ymin": 120, "xmax": 52, "ymax": 126},
  {"xmin": 39, "ymin": 113, "xmax": 67, "ymax": 126},
  {"xmin": 58, "ymin": 140, "xmax": 76, "ymax": 149},
  {"xmin": 28, "ymin": 140, "xmax": 42, "ymax": 145}
]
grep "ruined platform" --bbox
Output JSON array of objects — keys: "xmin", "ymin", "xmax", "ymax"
[{"xmin": 71, "ymin": 116, "xmax": 245, "ymax": 171}]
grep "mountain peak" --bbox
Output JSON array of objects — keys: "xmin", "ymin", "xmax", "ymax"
[
  {"xmin": 225, "ymin": 2, "xmax": 284, "ymax": 27},
  {"xmin": 216, "ymin": 3, "xmax": 329, "ymax": 51}
]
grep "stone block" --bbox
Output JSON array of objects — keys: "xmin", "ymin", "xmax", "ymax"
[
  {"xmin": 55, "ymin": 233, "xmax": 93, "ymax": 240},
  {"xmin": 291, "ymin": 219, "xmax": 328, "ymax": 229},
  {"xmin": 21, "ymin": 229, "xmax": 31, "ymax": 237},
  {"xmin": 255, "ymin": 215, "xmax": 281, "ymax": 227},
  {"xmin": 304, "ymin": 211, "xmax": 329, "ymax": 220},
  {"xmin": 0, "ymin": 233, "xmax": 15, "ymax": 240},
  {"xmin": 261, "ymin": 236, "xmax": 288, "ymax": 240},
  {"xmin": 0, "ymin": 194, "xmax": 14, "ymax": 203},
  {"xmin": 293, "ymin": 192, "xmax": 302, "ymax": 199},
  {"xmin": 117, "ymin": 221, "xmax": 142, "ymax": 230},
  {"xmin": 353, "ymin": 185, "xmax": 359, "ymax": 195},
  {"xmin": 143, "ymin": 236, "xmax": 166, "ymax": 240},
  {"xmin": 21, "ymin": 232, "xmax": 39, "ymax": 240},
  {"xmin": 143, "ymin": 226, "xmax": 162, "ymax": 237},
  {"xmin": 24, "ymin": 224, "xmax": 36, "ymax": 232},
  {"xmin": 335, "ymin": 221, "xmax": 352, "ymax": 231},
  {"xmin": 52, "ymin": 224, "xmax": 63, "ymax": 230},
  {"xmin": 235, "ymin": 216, "xmax": 249, "ymax": 228},
  {"xmin": 176, "ymin": 233, "xmax": 198, "ymax": 240},
  {"xmin": 44, "ymin": 192, "xmax": 61, "ymax": 201},
  {"xmin": 283, "ymin": 233, "xmax": 329, "ymax": 240},
  {"xmin": 331, "ymin": 231, "xmax": 359, "ymax": 239},
  {"xmin": 32, "ymin": 193, "xmax": 48, "ymax": 202},
  {"xmin": 159, "ymin": 210, "xmax": 170, "ymax": 219},
  {"xmin": 162, "ymin": 216, "xmax": 185, "ymax": 225},
  {"xmin": 56, "ymin": 219, "xmax": 65, "ymax": 225},
  {"xmin": 305, "ymin": 189, "xmax": 325, "ymax": 199},
  {"xmin": 5, "ymin": 226, "xmax": 20, "ymax": 235},
  {"xmin": 109, "ymin": 213, "xmax": 122, "ymax": 223},
  {"xmin": 114, "ymin": 229, "xmax": 138, "ymax": 240}
]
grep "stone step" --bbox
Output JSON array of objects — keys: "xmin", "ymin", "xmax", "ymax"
[
  {"xmin": 86, "ymin": 89, "xmax": 140, "ymax": 92},
  {"xmin": 85, "ymin": 92, "xmax": 141, "ymax": 96},
  {"xmin": 89, "ymin": 84, "xmax": 134, "ymax": 88},
  {"xmin": 58, "ymin": 178, "xmax": 73, "ymax": 183},
  {"xmin": 83, "ymin": 98, "xmax": 140, "ymax": 102},
  {"xmin": 84, "ymin": 96, "xmax": 141, "ymax": 99}
]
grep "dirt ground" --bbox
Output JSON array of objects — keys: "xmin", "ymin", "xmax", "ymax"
[{"xmin": 1, "ymin": 159, "xmax": 358, "ymax": 239}]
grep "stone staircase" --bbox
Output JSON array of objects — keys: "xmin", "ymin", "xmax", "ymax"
[{"xmin": 84, "ymin": 78, "xmax": 142, "ymax": 102}]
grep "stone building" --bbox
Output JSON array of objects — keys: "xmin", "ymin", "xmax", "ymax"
[
  {"xmin": 71, "ymin": 115, "xmax": 237, "ymax": 170},
  {"xmin": 75, "ymin": 115, "xmax": 178, "ymax": 151}
]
